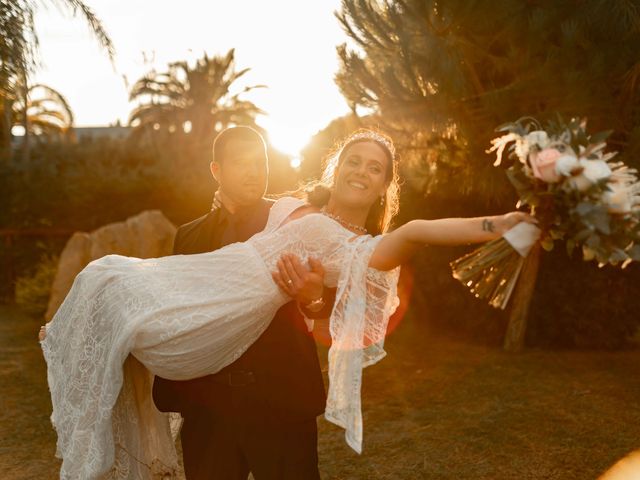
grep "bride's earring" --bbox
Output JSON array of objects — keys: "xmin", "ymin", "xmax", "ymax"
[{"xmin": 380, "ymin": 195, "xmax": 385, "ymax": 206}]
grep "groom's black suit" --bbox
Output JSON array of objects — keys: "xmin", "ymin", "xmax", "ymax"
[{"xmin": 153, "ymin": 198, "xmax": 330, "ymax": 480}]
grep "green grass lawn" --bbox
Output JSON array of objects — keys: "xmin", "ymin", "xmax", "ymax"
[
  {"xmin": 2, "ymin": 305, "xmax": 639, "ymax": 479},
  {"xmin": 317, "ymin": 313, "xmax": 640, "ymax": 479}
]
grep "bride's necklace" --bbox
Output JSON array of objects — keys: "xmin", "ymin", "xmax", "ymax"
[{"xmin": 320, "ymin": 206, "xmax": 368, "ymax": 234}]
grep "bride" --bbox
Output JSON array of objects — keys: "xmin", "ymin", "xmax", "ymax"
[{"xmin": 40, "ymin": 128, "xmax": 534, "ymax": 479}]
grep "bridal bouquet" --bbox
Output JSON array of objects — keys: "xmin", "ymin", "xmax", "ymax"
[{"xmin": 451, "ymin": 117, "xmax": 640, "ymax": 309}]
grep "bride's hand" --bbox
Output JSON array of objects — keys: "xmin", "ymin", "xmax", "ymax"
[
  {"xmin": 496, "ymin": 211, "xmax": 538, "ymax": 235},
  {"xmin": 272, "ymin": 253, "xmax": 325, "ymax": 304},
  {"xmin": 38, "ymin": 325, "xmax": 47, "ymax": 341}
]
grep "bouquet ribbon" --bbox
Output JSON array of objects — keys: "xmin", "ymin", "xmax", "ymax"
[{"xmin": 503, "ymin": 222, "xmax": 542, "ymax": 257}]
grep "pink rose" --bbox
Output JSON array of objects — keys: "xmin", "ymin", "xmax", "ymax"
[{"xmin": 529, "ymin": 148, "xmax": 562, "ymax": 183}]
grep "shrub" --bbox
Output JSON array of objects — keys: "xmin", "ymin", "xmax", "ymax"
[
  {"xmin": 15, "ymin": 254, "xmax": 58, "ymax": 317},
  {"xmin": 527, "ymin": 248, "xmax": 640, "ymax": 349},
  {"xmin": 401, "ymin": 189, "xmax": 640, "ymax": 349}
]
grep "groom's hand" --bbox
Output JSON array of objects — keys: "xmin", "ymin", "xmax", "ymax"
[{"xmin": 272, "ymin": 253, "xmax": 324, "ymax": 305}]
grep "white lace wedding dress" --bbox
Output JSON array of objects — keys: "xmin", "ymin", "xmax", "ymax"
[{"xmin": 41, "ymin": 196, "xmax": 400, "ymax": 479}]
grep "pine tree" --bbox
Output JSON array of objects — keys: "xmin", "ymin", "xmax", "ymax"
[{"xmin": 336, "ymin": 0, "xmax": 640, "ymax": 201}]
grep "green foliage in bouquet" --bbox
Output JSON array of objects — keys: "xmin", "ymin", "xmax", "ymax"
[{"xmin": 490, "ymin": 116, "xmax": 640, "ymax": 268}]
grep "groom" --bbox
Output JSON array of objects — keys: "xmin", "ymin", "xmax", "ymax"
[{"xmin": 153, "ymin": 126, "xmax": 333, "ymax": 479}]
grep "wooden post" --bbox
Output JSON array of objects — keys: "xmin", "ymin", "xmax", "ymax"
[
  {"xmin": 4, "ymin": 234, "xmax": 14, "ymax": 300},
  {"xmin": 503, "ymin": 242, "xmax": 542, "ymax": 352}
]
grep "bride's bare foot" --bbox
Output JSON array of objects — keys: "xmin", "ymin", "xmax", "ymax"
[{"xmin": 38, "ymin": 325, "xmax": 47, "ymax": 341}]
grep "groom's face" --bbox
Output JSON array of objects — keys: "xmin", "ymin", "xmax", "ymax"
[{"xmin": 211, "ymin": 140, "xmax": 268, "ymax": 206}]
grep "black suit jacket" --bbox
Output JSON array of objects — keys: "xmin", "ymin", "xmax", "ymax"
[{"xmin": 153, "ymin": 199, "xmax": 330, "ymax": 422}]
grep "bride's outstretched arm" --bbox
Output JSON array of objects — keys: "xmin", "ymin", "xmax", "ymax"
[{"xmin": 369, "ymin": 212, "xmax": 536, "ymax": 271}]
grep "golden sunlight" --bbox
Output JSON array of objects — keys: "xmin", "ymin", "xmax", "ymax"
[
  {"xmin": 264, "ymin": 120, "xmax": 314, "ymax": 158},
  {"xmin": 33, "ymin": 0, "xmax": 349, "ymax": 147},
  {"xmin": 599, "ymin": 450, "xmax": 640, "ymax": 479}
]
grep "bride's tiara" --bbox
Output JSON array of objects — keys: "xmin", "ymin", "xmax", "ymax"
[{"xmin": 346, "ymin": 130, "xmax": 396, "ymax": 157}]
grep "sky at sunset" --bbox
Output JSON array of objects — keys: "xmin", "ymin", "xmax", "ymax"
[{"xmin": 32, "ymin": 0, "xmax": 351, "ymax": 155}]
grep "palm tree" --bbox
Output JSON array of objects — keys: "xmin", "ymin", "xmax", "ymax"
[
  {"xmin": 0, "ymin": 0, "xmax": 113, "ymax": 78},
  {"xmin": 12, "ymin": 79, "xmax": 74, "ymax": 159},
  {"xmin": 128, "ymin": 49, "xmax": 265, "ymax": 150},
  {"xmin": 0, "ymin": 0, "xmax": 113, "ymax": 158},
  {"xmin": 14, "ymin": 83, "xmax": 74, "ymax": 134}
]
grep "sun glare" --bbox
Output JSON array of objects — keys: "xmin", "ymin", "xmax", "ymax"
[
  {"xmin": 264, "ymin": 121, "xmax": 314, "ymax": 157},
  {"xmin": 32, "ymin": 0, "xmax": 348, "ymax": 149}
]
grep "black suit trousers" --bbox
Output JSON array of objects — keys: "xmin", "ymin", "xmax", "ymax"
[{"xmin": 176, "ymin": 384, "xmax": 321, "ymax": 480}]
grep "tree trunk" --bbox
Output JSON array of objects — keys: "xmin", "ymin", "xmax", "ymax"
[
  {"xmin": 503, "ymin": 242, "xmax": 542, "ymax": 352},
  {"xmin": 21, "ymin": 71, "xmax": 29, "ymax": 163},
  {"xmin": 0, "ymin": 96, "xmax": 12, "ymax": 163}
]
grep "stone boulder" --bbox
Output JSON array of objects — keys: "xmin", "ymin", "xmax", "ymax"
[{"xmin": 45, "ymin": 210, "xmax": 176, "ymax": 321}]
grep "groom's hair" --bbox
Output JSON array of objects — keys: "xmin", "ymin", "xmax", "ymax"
[{"xmin": 212, "ymin": 126, "xmax": 267, "ymax": 165}]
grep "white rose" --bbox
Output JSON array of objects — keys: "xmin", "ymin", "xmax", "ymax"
[
  {"xmin": 603, "ymin": 184, "xmax": 632, "ymax": 213},
  {"xmin": 525, "ymin": 130, "xmax": 549, "ymax": 149},
  {"xmin": 582, "ymin": 159, "xmax": 612, "ymax": 183},
  {"xmin": 554, "ymin": 154, "xmax": 580, "ymax": 177},
  {"xmin": 568, "ymin": 159, "xmax": 612, "ymax": 191}
]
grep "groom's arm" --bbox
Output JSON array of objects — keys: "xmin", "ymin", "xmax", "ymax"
[{"xmin": 172, "ymin": 224, "xmax": 191, "ymax": 255}]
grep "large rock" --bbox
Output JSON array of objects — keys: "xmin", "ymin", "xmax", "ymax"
[{"xmin": 45, "ymin": 210, "xmax": 176, "ymax": 321}]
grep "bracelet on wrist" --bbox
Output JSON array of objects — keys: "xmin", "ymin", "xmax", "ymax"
[{"xmin": 304, "ymin": 296, "xmax": 325, "ymax": 312}]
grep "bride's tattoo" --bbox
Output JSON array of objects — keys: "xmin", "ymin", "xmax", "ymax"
[{"xmin": 482, "ymin": 219, "xmax": 495, "ymax": 232}]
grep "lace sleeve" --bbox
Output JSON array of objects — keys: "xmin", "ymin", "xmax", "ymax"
[{"xmin": 324, "ymin": 234, "xmax": 401, "ymax": 454}]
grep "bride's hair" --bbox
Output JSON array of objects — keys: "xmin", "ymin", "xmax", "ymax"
[{"xmin": 302, "ymin": 128, "xmax": 400, "ymax": 235}]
